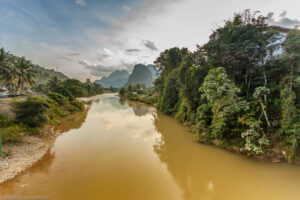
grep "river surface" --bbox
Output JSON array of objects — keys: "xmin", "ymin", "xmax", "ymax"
[{"xmin": 1, "ymin": 94, "xmax": 300, "ymax": 200}]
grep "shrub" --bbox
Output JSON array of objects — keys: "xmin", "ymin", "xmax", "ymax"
[
  {"xmin": 68, "ymin": 86, "xmax": 88, "ymax": 97},
  {"xmin": 70, "ymin": 100, "xmax": 85, "ymax": 111},
  {"xmin": 14, "ymin": 96, "xmax": 50, "ymax": 127},
  {"xmin": 119, "ymin": 88, "xmax": 127, "ymax": 96},
  {"xmin": 2, "ymin": 124, "xmax": 26, "ymax": 143},
  {"xmin": 53, "ymin": 86, "xmax": 74, "ymax": 101},
  {"xmin": 0, "ymin": 113, "xmax": 13, "ymax": 128},
  {"xmin": 48, "ymin": 92, "xmax": 68, "ymax": 105}
]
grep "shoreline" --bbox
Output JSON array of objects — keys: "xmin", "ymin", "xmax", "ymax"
[
  {"xmin": 121, "ymin": 96, "xmax": 300, "ymax": 166},
  {"xmin": 0, "ymin": 104, "xmax": 90, "ymax": 184},
  {"xmin": 0, "ymin": 125, "xmax": 62, "ymax": 184}
]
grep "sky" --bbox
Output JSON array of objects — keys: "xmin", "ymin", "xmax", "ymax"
[{"xmin": 0, "ymin": 0, "xmax": 299, "ymax": 81}]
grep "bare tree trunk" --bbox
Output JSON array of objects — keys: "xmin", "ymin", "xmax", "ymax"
[
  {"xmin": 262, "ymin": 67, "xmax": 268, "ymax": 104},
  {"xmin": 259, "ymin": 97, "xmax": 271, "ymax": 128}
]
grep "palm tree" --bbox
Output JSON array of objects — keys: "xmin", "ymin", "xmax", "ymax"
[
  {"xmin": 0, "ymin": 48, "xmax": 15, "ymax": 85},
  {"xmin": 47, "ymin": 76, "xmax": 61, "ymax": 90},
  {"xmin": 14, "ymin": 57, "xmax": 36, "ymax": 94}
]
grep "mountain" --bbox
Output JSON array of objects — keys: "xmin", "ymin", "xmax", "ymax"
[
  {"xmin": 124, "ymin": 64, "xmax": 153, "ymax": 87},
  {"xmin": 146, "ymin": 64, "xmax": 159, "ymax": 80},
  {"xmin": 94, "ymin": 70, "xmax": 129, "ymax": 88}
]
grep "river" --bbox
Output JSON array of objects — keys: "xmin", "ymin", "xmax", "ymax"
[{"xmin": 1, "ymin": 94, "xmax": 300, "ymax": 200}]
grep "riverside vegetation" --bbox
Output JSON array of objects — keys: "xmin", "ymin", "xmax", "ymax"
[
  {"xmin": 0, "ymin": 48, "xmax": 104, "ymax": 145},
  {"xmin": 120, "ymin": 10, "xmax": 300, "ymax": 161}
]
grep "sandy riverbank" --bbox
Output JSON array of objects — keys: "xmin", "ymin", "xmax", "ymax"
[
  {"xmin": 0, "ymin": 102, "xmax": 90, "ymax": 184},
  {"xmin": 0, "ymin": 125, "xmax": 60, "ymax": 184}
]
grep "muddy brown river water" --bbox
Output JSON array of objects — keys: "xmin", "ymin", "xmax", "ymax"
[{"xmin": 1, "ymin": 94, "xmax": 300, "ymax": 200}]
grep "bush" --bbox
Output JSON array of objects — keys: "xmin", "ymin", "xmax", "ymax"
[
  {"xmin": 70, "ymin": 100, "xmax": 85, "ymax": 111},
  {"xmin": 68, "ymin": 86, "xmax": 88, "ymax": 97},
  {"xmin": 2, "ymin": 124, "xmax": 26, "ymax": 143},
  {"xmin": 48, "ymin": 92, "xmax": 68, "ymax": 105},
  {"xmin": 119, "ymin": 88, "xmax": 127, "ymax": 96},
  {"xmin": 0, "ymin": 113, "xmax": 13, "ymax": 128},
  {"xmin": 53, "ymin": 86, "xmax": 75, "ymax": 101},
  {"xmin": 14, "ymin": 96, "xmax": 50, "ymax": 127}
]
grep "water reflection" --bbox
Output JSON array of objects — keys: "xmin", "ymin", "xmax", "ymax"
[
  {"xmin": 153, "ymin": 112, "xmax": 300, "ymax": 200},
  {"xmin": 54, "ymin": 109, "xmax": 88, "ymax": 133},
  {"xmin": 1, "ymin": 94, "xmax": 300, "ymax": 200}
]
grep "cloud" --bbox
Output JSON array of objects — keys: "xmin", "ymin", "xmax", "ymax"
[
  {"xmin": 279, "ymin": 10, "xmax": 287, "ymax": 18},
  {"xmin": 126, "ymin": 49, "xmax": 141, "ymax": 53},
  {"xmin": 266, "ymin": 11, "xmax": 300, "ymax": 28},
  {"xmin": 122, "ymin": 5, "xmax": 131, "ymax": 11},
  {"xmin": 143, "ymin": 40, "xmax": 158, "ymax": 51},
  {"xmin": 67, "ymin": 52, "xmax": 80, "ymax": 56},
  {"xmin": 59, "ymin": 56, "xmax": 73, "ymax": 61},
  {"xmin": 78, "ymin": 60, "xmax": 135, "ymax": 77},
  {"xmin": 95, "ymin": 48, "xmax": 113, "ymax": 61},
  {"xmin": 75, "ymin": 0, "xmax": 87, "ymax": 7}
]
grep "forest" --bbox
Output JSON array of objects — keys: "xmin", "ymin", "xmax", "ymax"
[{"xmin": 121, "ymin": 10, "xmax": 300, "ymax": 160}]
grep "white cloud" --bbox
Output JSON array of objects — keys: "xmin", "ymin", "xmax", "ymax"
[
  {"xmin": 122, "ymin": 5, "xmax": 131, "ymax": 11},
  {"xmin": 266, "ymin": 11, "xmax": 300, "ymax": 28},
  {"xmin": 9, "ymin": 0, "xmax": 300, "ymax": 81},
  {"xmin": 75, "ymin": 0, "xmax": 87, "ymax": 7}
]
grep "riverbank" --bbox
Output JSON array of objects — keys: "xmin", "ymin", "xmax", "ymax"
[
  {"xmin": 0, "ymin": 126, "xmax": 58, "ymax": 184},
  {"xmin": 0, "ymin": 101, "xmax": 90, "ymax": 184},
  {"xmin": 120, "ymin": 94, "xmax": 300, "ymax": 165}
]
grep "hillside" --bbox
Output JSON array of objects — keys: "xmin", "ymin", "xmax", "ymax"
[
  {"xmin": 94, "ymin": 70, "xmax": 129, "ymax": 88},
  {"xmin": 31, "ymin": 65, "xmax": 68, "ymax": 85},
  {"xmin": 3, "ymin": 51, "xmax": 68, "ymax": 85},
  {"xmin": 124, "ymin": 64, "xmax": 153, "ymax": 87}
]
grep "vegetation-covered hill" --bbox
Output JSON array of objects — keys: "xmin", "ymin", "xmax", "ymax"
[
  {"xmin": 124, "ymin": 64, "xmax": 153, "ymax": 87},
  {"xmin": 1, "ymin": 50, "xmax": 68, "ymax": 86},
  {"xmin": 31, "ymin": 65, "xmax": 68, "ymax": 85},
  {"xmin": 94, "ymin": 70, "xmax": 129, "ymax": 88}
]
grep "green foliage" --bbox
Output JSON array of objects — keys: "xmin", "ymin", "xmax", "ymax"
[
  {"xmin": 51, "ymin": 78, "xmax": 103, "ymax": 98},
  {"xmin": 1, "ymin": 124, "xmax": 26, "ymax": 143},
  {"xmin": 13, "ymin": 96, "xmax": 50, "ymax": 127},
  {"xmin": 203, "ymin": 10, "xmax": 279, "ymax": 98},
  {"xmin": 70, "ymin": 100, "xmax": 85, "ymax": 111},
  {"xmin": 239, "ymin": 115, "xmax": 269, "ymax": 154},
  {"xmin": 158, "ymin": 70, "xmax": 180, "ymax": 113},
  {"xmin": 0, "ymin": 113, "xmax": 13, "ymax": 128},
  {"xmin": 119, "ymin": 88, "xmax": 127, "ymax": 96},
  {"xmin": 53, "ymin": 86, "xmax": 75, "ymax": 101},
  {"xmin": 119, "ymin": 10, "xmax": 300, "ymax": 158},
  {"xmin": 193, "ymin": 103, "xmax": 213, "ymax": 137},
  {"xmin": 200, "ymin": 67, "xmax": 249, "ymax": 138},
  {"xmin": 48, "ymin": 92, "xmax": 68, "ymax": 105}
]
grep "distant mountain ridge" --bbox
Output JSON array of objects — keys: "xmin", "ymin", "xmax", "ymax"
[
  {"xmin": 124, "ymin": 64, "xmax": 153, "ymax": 87},
  {"xmin": 94, "ymin": 70, "xmax": 129, "ymax": 88}
]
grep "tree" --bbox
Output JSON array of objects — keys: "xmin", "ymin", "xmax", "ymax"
[
  {"xmin": 47, "ymin": 76, "xmax": 61, "ymax": 90},
  {"xmin": 119, "ymin": 88, "xmax": 127, "ymax": 96},
  {"xmin": 200, "ymin": 67, "xmax": 249, "ymax": 138},
  {"xmin": 13, "ymin": 57, "xmax": 36, "ymax": 94},
  {"xmin": 159, "ymin": 70, "xmax": 180, "ymax": 113},
  {"xmin": 203, "ymin": 10, "xmax": 279, "ymax": 96},
  {"xmin": 0, "ymin": 48, "xmax": 15, "ymax": 88},
  {"xmin": 278, "ymin": 29, "xmax": 300, "ymax": 160}
]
